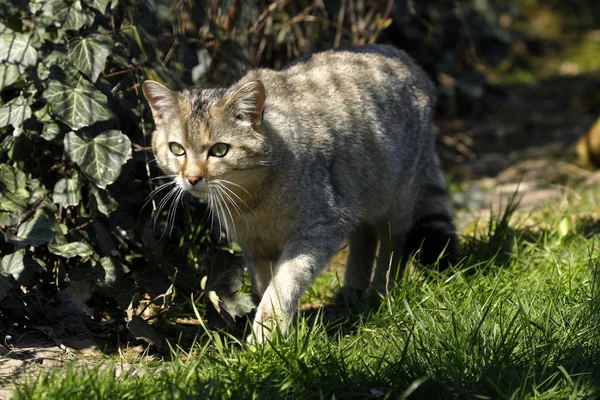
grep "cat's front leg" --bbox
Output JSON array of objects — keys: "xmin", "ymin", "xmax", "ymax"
[{"xmin": 246, "ymin": 235, "xmax": 343, "ymax": 345}]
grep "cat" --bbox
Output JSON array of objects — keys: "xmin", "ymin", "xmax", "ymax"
[{"xmin": 142, "ymin": 44, "xmax": 458, "ymax": 344}]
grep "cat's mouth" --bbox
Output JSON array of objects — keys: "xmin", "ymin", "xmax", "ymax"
[
  {"xmin": 175, "ymin": 177, "xmax": 209, "ymax": 202},
  {"xmin": 187, "ymin": 189, "xmax": 209, "ymax": 202}
]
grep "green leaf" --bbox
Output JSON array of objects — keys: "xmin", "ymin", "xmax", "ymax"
[
  {"xmin": 42, "ymin": 122, "xmax": 61, "ymax": 141},
  {"xmin": 558, "ymin": 216, "xmax": 572, "ymax": 240},
  {"xmin": 55, "ymin": 0, "xmax": 95, "ymax": 31},
  {"xmin": 48, "ymin": 240, "xmax": 95, "ymax": 259},
  {"xmin": 0, "ymin": 22, "xmax": 12, "ymax": 35},
  {"xmin": 68, "ymin": 34, "xmax": 113, "ymax": 82},
  {"xmin": 0, "ymin": 95, "xmax": 32, "ymax": 135},
  {"xmin": 83, "ymin": 0, "xmax": 110, "ymax": 13},
  {"xmin": 30, "ymin": 0, "xmax": 60, "ymax": 16},
  {"xmin": 0, "ymin": 32, "xmax": 38, "ymax": 72},
  {"xmin": 0, "ymin": 252, "xmax": 42, "ymax": 285},
  {"xmin": 5, "ymin": 213, "xmax": 55, "ymax": 247},
  {"xmin": 0, "ymin": 164, "xmax": 28, "ymax": 198},
  {"xmin": 53, "ymin": 172, "xmax": 82, "ymax": 207},
  {"xmin": 0, "ymin": 164, "xmax": 28, "ymax": 212},
  {"xmin": 36, "ymin": 49, "xmax": 67, "ymax": 81},
  {"xmin": 89, "ymin": 184, "xmax": 118, "ymax": 215},
  {"xmin": 0, "ymin": 251, "xmax": 25, "ymax": 280},
  {"xmin": 0, "ymin": 192, "xmax": 27, "ymax": 212},
  {"xmin": 99, "ymin": 256, "xmax": 129, "ymax": 287},
  {"xmin": 0, "ymin": 274, "xmax": 12, "ymax": 302},
  {"xmin": 126, "ymin": 315, "xmax": 164, "ymax": 348},
  {"xmin": 64, "ymin": 130, "xmax": 132, "ymax": 189},
  {"xmin": 43, "ymin": 77, "xmax": 113, "ymax": 130},
  {"xmin": 28, "ymin": 179, "xmax": 49, "ymax": 206},
  {"xmin": 0, "ymin": 212, "xmax": 14, "ymax": 228},
  {"xmin": 0, "ymin": 64, "xmax": 20, "ymax": 90}
]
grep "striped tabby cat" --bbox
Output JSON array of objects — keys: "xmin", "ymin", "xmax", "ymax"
[{"xmin": 143, "ymin": 45, "xmax": 458, "ymax": 344}]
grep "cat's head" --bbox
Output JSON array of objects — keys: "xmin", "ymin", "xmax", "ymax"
[{"xmin": 142, "ymin": 80, "xmax": 271, "ymax": 202}]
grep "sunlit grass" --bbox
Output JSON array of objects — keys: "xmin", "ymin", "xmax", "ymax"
[{"xmin": 14, "ymin": 185, "xmax": 600, "ymax": 399}]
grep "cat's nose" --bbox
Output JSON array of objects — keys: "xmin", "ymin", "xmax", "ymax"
[{"xmin": 186, "ymin": 175, "xmax": 202, "ymax": 185}]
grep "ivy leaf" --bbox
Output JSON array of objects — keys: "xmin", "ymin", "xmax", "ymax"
[
  {"xmin": 0, "ymin": 164, "xmax": 28, "ymax": 198},
  {"xmin": 0, "ymin": 212, "xmax": 14, "ymax": 228},
  {"xmin": 127, "ymin": 315, "xmax": 165, "ymax": 349},
  {"xmin": 0, "ymin": 64, "xmax": 20, "ymax": 90},
  {"xmin": 89, "ymin": 184, "xmax": 118, "ymax": 215},
  {"xmin": 0, "ymin": 96, "xmax": 32, "ymax": 135},
  {"xmin": 64, "ymin": 130, "xmax": 132, "ymax": 189},
  {"xmin": 55, "ymin": 0, "xmax": 95, "ymax": 31},
  {"xmin": 99, "ymin": 257, "xmax": 130, "ymax": 287},
  {"xmin": 42, "ymin": 122, "xmax": 62, "ymax": 141},
  {"xmin": 0, "ymin": 22, "xmax": 11, "ymax": 34},
  {"xmin": 0, "ymin": 251, "xmax": 41, "ymax": 285},
  {"xmin": 0, "ymin": 32, "xmax": 38, "ymax": 73},
  {"xmin": 0, "ymin": 192, "xmax": 27, "ymax": 212},
  {"xmin": 27, "ymin": 178, "xmax": 49, "ymax": 206},
  {"xmin": 5, "ymin": 213, "xmax": 55, "ymax": 247},
  {"xmin": 43, "ymin": 77, "xmax": 113, "ymax": 130},
  {"xmin": 68, "ymin": 34, "xmax": 113, "ymax": 82},
  {"xmin": 0, "ymin": 251, "xmax": 25, "ymax": 280},
  {"xmin": 83, "ymin": 0, "xmax": 110, "ymax": 13},
  {"xmin": 0, "ymin": 274, "xmax": 11, "ymax": 303},
  {"xmin": 53, "ymin": 171, "xmax": 82, "ymax": 207},
  {"xmin": 48, "ymin": 240, "xmax": 95, "ymax": 259}
]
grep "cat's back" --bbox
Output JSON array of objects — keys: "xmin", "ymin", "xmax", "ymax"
[{"xmin": 251, "ymin": 45, "xmax": 434, "ymax": 106}]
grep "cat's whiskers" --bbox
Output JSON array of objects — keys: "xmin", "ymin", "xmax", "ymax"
[
  {"xmin": 216, "ymin": 179, "xmax": 251, "ymax": 197},
  {"xmin": 165, "ymin": 186, "xmax": 185, "ymax": 236},
  {"xmin": 206, "ymin": 191, "xmax": 215, "ymax": 234},
  {"xmin": 154, "ymin": 185, "xmax": 180, "ymax": 234},
  {"xmin": 215, "ymin": 185, "xmax": 248, "ymax": 236},
  {"xmin": 206, "ymin": 186, "xmax": 225, "ymax": 243},
  {"xmin": 142, "ymin": 180, "xmax": 177, "ymax": 212},
  {"xmin": 258, "ymin": 159, "xmax": 279, "ymax": 166},
  {"xmin": 213, "ymin": 185, "xmax": 237, "ymax": 242},
  {"xmin": 216, "ymin": 190, "xmax": 233, "ymax": 243},
  {"xmin": 213, "ymin": 179, "xmax": 252, "ymax": 212},
  {"xmin": 213, "ymin": 181, "xmax": 248, "ymax": 222},
  {"xmin": 215, "ymin": 185, "xmax": 242, "ymax": 217},
  {"xmin": 213, "ymin": 179, "xmax": 257, "ymax": 220},
  {"xmin": 149, "ymin": 174, "xmax": 177, "ymax": 182}
]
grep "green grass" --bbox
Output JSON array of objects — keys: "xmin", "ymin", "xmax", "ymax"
[{"xmin": 14, "ymin": 188, "xmax": 600, "ymax": 399}]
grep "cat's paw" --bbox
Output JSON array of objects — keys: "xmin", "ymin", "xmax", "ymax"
[{"xmin": 245, "ymin": 308, "xmax": 285, "ymax": 345}]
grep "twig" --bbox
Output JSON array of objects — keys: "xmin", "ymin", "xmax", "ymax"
[
  {"xmin": 133, "ymin": 144, "xmax": 153, "ymax": 152},
  {"xmin": 282, "ymin": 15, "xmax": 338, "ymax": 29},
  {"xmin": 362, "ymin": 0, "xmax": 386, "ymax": 40},
  {"xmin": 369, "ymin": 0, "xmax": 394, "ymax": 44},
  {"xmin": 249, "ymin": 0, "xmax": 291, "ymax": 33},
  {"xmin": 334, "ymin": 0, "xmax": 347, "ymax": 48},
  {"xmin": 103, "ymin": 67, "xmax": 137, "ymax": 79},
  {"xmin": 222, "ymin": 0, "xmax": 241, "ymax": 32},
  {"xmin": 162, "ymin": 39, "xmax": 179, "ymax": 66},
  {"xmin": 255, "ymin": 16, "xmax": 273, "ymax": 63},
  {"xmin": 17, "ymin": 197, "xmax": 45, "ymax": 227},
  {"xmin": 73, "ymin": 219, "xmax": 93, "ymax": 230},
  {"xmin": 347, "ymin": 0, "xmax": 359, "ymax": 45}
]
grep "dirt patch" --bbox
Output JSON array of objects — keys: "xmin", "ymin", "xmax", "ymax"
[
  {"xmin": 0, "ymin": 330, "xmax": 105, "ymax": 399},
  {"xmin": 481, "ymin": 159, "xmax": 599, "ymax": 209}
]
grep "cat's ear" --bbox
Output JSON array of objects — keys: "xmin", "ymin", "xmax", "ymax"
[
  {"xmin": 142, "ymin": 80, "xmax": 178, "ymax": 121},
  {"xmin": 227, "ymin": 81, "xmax": 266, "ymax": 128}
]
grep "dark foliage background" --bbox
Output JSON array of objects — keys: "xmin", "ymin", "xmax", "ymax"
[{"xmin": 0, "ymin": 0, "xmax": 527, "ymax": 346}]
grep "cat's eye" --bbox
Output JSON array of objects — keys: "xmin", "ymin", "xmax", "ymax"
[
  {"xmin": 169, "ymin": 142, "xmax": 186, "ymax": 156},
  {"xmin": 209, "ymin": 143, "xmax": 229, "ymax": 157}
]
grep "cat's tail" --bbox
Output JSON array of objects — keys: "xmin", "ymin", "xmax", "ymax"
[{"xmin": 405, "ymin": 212, "xmax": 459, "ymax": 270}]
